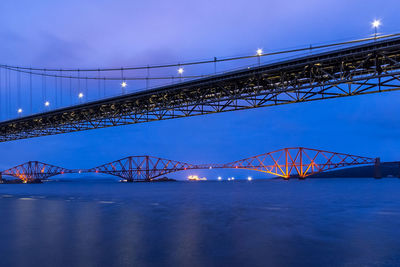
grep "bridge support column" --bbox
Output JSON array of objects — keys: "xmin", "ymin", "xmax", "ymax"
[
  {"xmin": 398, "ymin": 162, "xmax": 400, "ymax": 179},
  {"xmin": 0, "ymin": 173, "xmax": 2, "ymax": 182},
  {"xmin": 374, "ymin": 157, "xmax": 382, "ymax": 179}
]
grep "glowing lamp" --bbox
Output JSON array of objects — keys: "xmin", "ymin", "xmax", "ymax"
[{"xmin": 372, "ymin": 19, "xmax": 381, "ymax": 28}]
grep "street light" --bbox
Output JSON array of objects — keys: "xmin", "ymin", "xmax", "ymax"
[
  {"xmin": 256, "ymin": 48, "xmax": 263, "ymax": 66},
  {"xmin": 121, "ymin": 81, "xmax": 127, "ymax": 94},
  {"xmin": 247, "ymin": 176, "xmax": 253, "ymax": 181},
  {"xmin": 178, "ymin": 67, "xmax": 184, "ymax": 82},
  {"xmin": 372, "ymin": 19, "xmax": 381, "ymax": 38},
  {"xmin": 44, "ymin": 101, "xmax": 50, "ymax": 107},
  {"xmin": 78, "ymin": 92, "xmax": 84, "ymax": 99},
  {"xmin": 17, "ymin": 108, "xmax": 22, "ymax": 115}
]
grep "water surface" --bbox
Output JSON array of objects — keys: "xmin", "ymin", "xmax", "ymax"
[{"xmin": 0, "ymin": 178, "xmax": 399, "ymax": 267}]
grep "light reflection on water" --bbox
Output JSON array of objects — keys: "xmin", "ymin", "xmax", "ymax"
[{"xmin": 0, "ymin": 179, "xmax": 400, "ymax": 267}]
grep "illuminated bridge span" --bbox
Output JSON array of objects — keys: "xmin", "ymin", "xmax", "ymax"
[
  {"xmin": 0, "ymin": 148, "xmax": 376, "ymax": 182},
  {"xmin": 2, "ymin": 161, "xmax": 72, "ymax": 181},
  {"xmin": 1, "ymin": 35, "xmax": 400, "ymax": 142}
]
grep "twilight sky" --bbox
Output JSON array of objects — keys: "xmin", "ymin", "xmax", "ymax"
[{"xmin": 0, "ymin": 0, "xmax": 399, "ymax": 179}]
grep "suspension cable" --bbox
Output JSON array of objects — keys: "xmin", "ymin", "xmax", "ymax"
[{"xmin": 1, "ymin": 33, "xmax": 399, "ymax": 73}]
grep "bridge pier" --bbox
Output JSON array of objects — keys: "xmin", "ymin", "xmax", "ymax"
[
  {"xmin": 374, "ymin": 157, "xmax": 382, "ymax": 179},
  {"xmin": 398, "ymin": 162, "xmax": 400, "ymax": 179}
]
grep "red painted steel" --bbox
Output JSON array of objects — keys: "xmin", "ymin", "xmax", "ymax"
[
  {"xmin": 1, "ymin": 148, "xmax": 376, "ymax": 181},
  {"xmin": 2, "ymin": 161, "xmax": 70, "ymax": 182},
  {"xmin": 89, "ymin": 156, "xmax": 194, "ymax": 181},
  {"xmin": 223, "ymin": 147, "xmax": 375, "ymax": 179}
]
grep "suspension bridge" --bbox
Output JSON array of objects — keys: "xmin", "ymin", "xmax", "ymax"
[
  {"xmin": 0, "ymin": 34, "xmax": 400, "ymax": 142},
  {"xmin": 0, "ymin": 147, "xmax": 378, "ymax": 182}
]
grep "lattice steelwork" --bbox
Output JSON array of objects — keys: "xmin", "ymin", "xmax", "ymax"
[
  {"xmin": 0, "ymin": 148, "xmax": 376, "ymax": 181},
  {"xmin": 1, "ymin": 37, "xmax": 400, "ymax": 142},
  {"xmin": 223, "ymin": 147, "xmax": 375, "ymax": 178},
  {"xmin": 89, "ymin": 156, "xmax": 194, "ymax": 181},
  {"xmin": 2, "ymin": 161, "xmax": 70, "ymax": 182}
]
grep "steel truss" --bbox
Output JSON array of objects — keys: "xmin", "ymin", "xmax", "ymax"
[
  {"xmin": 89, "ymin": 156, "xmax": 193, "ymax": 181},
  {"xmin": 1, "ymin": 148, "xmax": 376, "ymax": 181},
  {"xmin": 1, "ymin": 37, "xmax": 400, "ymax": 142},
  {"xmin": 222, "ymin": 147, "xmax": 375, "ymax": 178},
  {"xmin": 2, "ymin": 161, "xmax": 70, "ymax": 182}
]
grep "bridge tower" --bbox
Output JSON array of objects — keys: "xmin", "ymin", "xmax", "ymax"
[
  {"xmin": 374, "ymin": 157, "xmax": 382, "ymax": 179},
  {"xmin": 397, "ymin": 162, "xmax": 400, "ymax": 179}
]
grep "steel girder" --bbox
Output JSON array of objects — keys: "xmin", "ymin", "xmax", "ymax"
[
  {"xmin": 89, "ymin": 156, "xmax": 194, "ymax": 181},
  {"xmin": 1, "ymin": 37, "xmax": 400, "ymax": 141},
  {"xmin": 0, "ymin": 148, "xmax": 375, "ymax": 181},
  {"xmin": 222, "ymin": 147, "xmax": 375, "ymax": 178},
  {"xmin": 2, "ymin": 161, "xmax": 70, "ymax": 182}
]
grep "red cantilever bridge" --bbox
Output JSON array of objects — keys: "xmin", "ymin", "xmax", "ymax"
[{"xmin": 0, "ymin": 148, "xmax": 376, "ymax": 182}]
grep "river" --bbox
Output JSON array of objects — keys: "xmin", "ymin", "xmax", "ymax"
[{"xmin": 0, "ymin": 178, "xmax": 399, "ymax": 267}]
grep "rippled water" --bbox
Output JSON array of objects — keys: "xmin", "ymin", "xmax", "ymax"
[{"xmin": 0, "ymin": 178, "xmax": 400, "ymax": 267}]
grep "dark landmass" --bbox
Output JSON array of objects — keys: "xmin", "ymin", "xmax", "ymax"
[
  {"xmin": 151, "ymin": 177, "xmax": 177, "ymax": 182},
  {"xmin": 0, "ymin": 179, "xmax": 24, "ymax": 184},
  {"xmin": 308, "ymin": 162, "xmax": 400, "ymax": 178},
  {"xmin": 0, "ymin": 179, "xmax": 43, "ymax": 184},
  {"xmin": 123, "ymin": 177, "xmax": 177, "ymax": 182}
]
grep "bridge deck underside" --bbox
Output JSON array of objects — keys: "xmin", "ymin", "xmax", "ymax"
[{"xmin": 1, "ymin": 38, "xmax": 400, "ymax": 142}]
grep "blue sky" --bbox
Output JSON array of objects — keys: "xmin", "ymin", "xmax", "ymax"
[{"xmin": 0, "ymin": 0, "xmax": 399, "ymax": 179}]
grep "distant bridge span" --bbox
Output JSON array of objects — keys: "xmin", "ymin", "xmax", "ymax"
[
  {"xmin": 0, "ymin": 147, "xmax": 376, "ymax": 182},
  {"xmin": 1, "ymin": 36, "xmax": 400, "ymax": 142}
]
